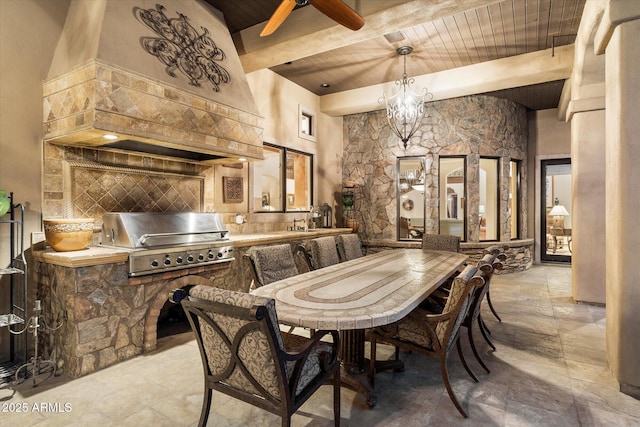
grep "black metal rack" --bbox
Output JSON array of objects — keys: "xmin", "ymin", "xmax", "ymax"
[{"xmin": 0, "ymin": 192, "xmax": 28, "ymax": 385}]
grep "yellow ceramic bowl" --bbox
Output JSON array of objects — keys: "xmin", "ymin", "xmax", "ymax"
[{"xmin": 43, "ymin": 218, "xmax": 95, "ymax": 252}]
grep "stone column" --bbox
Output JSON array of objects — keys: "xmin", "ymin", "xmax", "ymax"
[{"xmin": 600, "ymin": 3, "xmax": 640, "ymax": 398}]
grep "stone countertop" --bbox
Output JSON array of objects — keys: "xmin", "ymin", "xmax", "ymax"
[{"xmin": 33, "ymin": 228, "xmax": 353, "ymax": 268}]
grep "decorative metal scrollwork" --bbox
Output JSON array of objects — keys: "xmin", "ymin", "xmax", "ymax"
[{"xmin": 134, "ymin": 4, "xmax": 230, "ymax": 92}]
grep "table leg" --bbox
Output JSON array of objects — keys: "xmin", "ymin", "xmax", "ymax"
[
  {"xmin": 338, "ymin": 330, "xmax": 405, "ymax": 408},
  {"xmin": 339, "ymin": 330, "xmax": 376, "ymax": 407}
]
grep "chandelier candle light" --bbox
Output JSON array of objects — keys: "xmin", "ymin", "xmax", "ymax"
[{"xmin": 380, "ymin": 46, "xmax": 432, "ymax": 150}]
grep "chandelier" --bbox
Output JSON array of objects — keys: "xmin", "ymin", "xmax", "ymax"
[{"xmin": 380, "ymin": 46, "xmax": 432, "ymax": 149}]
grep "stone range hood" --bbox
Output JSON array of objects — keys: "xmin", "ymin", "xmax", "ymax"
[{"xmin": 43, "ymin": 0, "xmax": 264, "ymax": 164}]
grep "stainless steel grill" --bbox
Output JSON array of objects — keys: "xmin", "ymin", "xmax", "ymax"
[{"xmin": 101, "ymin": 212, "xmax": 234, "ymax": 277}]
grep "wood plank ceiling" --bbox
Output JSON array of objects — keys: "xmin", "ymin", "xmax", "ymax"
[{"xmin": 205, "ymin": 0, "xmax": 585, "ymax": 111}]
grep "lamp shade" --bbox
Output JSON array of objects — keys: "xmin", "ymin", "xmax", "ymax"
[{"xmin": 549, "ymin": 205, "xmax": 569, "ymax": 216}]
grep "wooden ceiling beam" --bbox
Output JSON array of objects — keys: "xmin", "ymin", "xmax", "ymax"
[
  {"xmin": 320, "ymin": 44, "xmax": 574, "ymax": 116},
  {"xmin": 234, "ymin": 0, "xmax": 503, "ymax": 73}
]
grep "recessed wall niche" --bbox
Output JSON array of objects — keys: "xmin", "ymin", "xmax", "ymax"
[{"xmin": 342, "ymin": 95, "xmax": 527, "ymax": 243}]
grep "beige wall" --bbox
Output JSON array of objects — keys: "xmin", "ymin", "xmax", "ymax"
[
  {"xmin": 245, "ymin": 69, "xmax": 343, "ymax": 217},
  {"xmin": 605, "ymin": 16, "xmax": 640, "ymax": 396},
  {"xmin": 0, "ymin": 0, "xmax": 343, "ymax": 247},
  {"xmin": 0, "ymin": 0, "xmax": 71, "ymax": 267},
  {"xmin": 526, "ymin": 109, "xmax": 571, "ymax": 253}
]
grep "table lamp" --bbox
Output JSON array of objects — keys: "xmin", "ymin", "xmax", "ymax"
[{"xmin": 549, "ymin": 204, "xmax": 569, "ymax": 228}]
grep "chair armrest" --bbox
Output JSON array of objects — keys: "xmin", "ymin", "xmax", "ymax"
[
  {"xmin": 279, "ymin": 330, "xmax": 340, "ymax": 393},
  {"xmin": 281, "ymin": 330, "xmax": 339, "ymax": 363}
]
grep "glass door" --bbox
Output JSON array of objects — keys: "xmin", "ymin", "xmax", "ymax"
[{"xmin": 541, "ymin": 159, "xmax": 572, "ymax": 263}]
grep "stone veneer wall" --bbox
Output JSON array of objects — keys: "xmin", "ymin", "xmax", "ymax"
[
  {"xmin": 365, "ymin": 239, "xmax": 534, "ymax": 273},
  {"xmin": 43, "ymin": 60, "xmax": 264, "ymax": 161},
  {"xmin": 343, "ymin": 95, "xmax": 528, "ymax": 244},
  {"xmin": 34, "ymin": 238, "xmax": 330, "ymax": 377}
]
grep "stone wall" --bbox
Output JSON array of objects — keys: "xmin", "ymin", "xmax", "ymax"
[
  {"xmin": 365, "ymin": 239, "xmax": 534, "ymax": 273},
  {"xmin": 34, "ymin": 236, "xmax": 331, "ymax": 377},
  {"xmin": 343, "ymin": 95, "xmax": 528, "ymax": 244}
]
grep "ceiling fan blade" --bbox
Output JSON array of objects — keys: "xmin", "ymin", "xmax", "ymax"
[
  {"xmin": 309, "ymin": 0, "xmax": 364, "ymax": 31},
  {"xmin": 260, "ymin": 0, "xmax": 297, "ymax": 37}
]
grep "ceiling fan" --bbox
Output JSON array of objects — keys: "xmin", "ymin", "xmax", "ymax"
[{"xmin": 261, "ymin": 0, "xmax": 364, "ymax": 37}]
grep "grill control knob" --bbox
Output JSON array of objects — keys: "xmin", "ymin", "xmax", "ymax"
[
  {"xmin": 217, "ymin": 251, "xmax": 223, "ymax": 258},
  {"xmin": 207, "ymin": 251, "xmax": 214, "ymax": 260},
  {"xmin": 176, "ymin": 256, "xmax": 183, "ymax": 264},
  {"xmin": 198, "ymin": 254, "xmax": 205, "ymax": 262},
  {"xmin": 187, "ymin": 255, "xmax": 194, "ymax": 263},
  {"xmin": 163, "ymin": 258, "xmax": 171, "ymax": 266},
  {"xmin": 151, "ymin": 260, "xmax": 159, "ymax": 268}
]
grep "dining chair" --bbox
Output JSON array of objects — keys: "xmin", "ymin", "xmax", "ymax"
[
  {"xmin": 299, "ymin": 236, "xmax": 341, "ymax": 270},
  {"xmin": 482, "ymin": 245, "xmax": 508, "ymax": 323},
  {"xmin": 182, "ymin": 285, "xmax": 341, "ymax": 427},
  {"xmin": 421, "ymin": 233, "xmax": 461, "ymax": 253},
  {"xmin": 368, "ymin": 264, "xmax": 484, "ymax": 418},
  {"xmin": 455, "ymin": 253, "xmax": 504, "ymax": 381},
  {"xmin": 244, "ymin": 244, "xmax": 299, "ymax": 290},
  {"xmin": 420, "ymin": 233, "xmax": 462, "ymax": 308},
  {"xmin": 335, "ymin": 234, "xmax": 363, "ymax": 261}
]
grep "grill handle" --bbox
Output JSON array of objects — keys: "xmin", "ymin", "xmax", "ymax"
[{"xmin": 137, "ymin": 230, "xmax": 228, "ymax": 247}]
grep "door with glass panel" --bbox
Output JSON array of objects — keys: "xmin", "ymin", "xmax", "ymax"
[{"xmin": 541, "ymin": 159, "xmax": 572, "ymax": 263}]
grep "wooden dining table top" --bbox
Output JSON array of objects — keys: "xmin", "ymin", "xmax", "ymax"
[{"xmin": 251, "ymin": 249, "xmax": 468, "ymax": 331}]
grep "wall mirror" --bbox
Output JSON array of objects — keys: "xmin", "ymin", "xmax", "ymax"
[{"xmin": 398, "ymin": 157, "xmax": 425, "ymax": 241}]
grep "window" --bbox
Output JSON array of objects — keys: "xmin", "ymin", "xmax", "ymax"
[
  {"xmin": 298, "ymin": 105, "xmax": 317, "ymax": 142},
  {"xmin": 252, "ymin": 144, "xmax": 312, "ymax": 212},
  {"xmin": 397, "ymin": 157, "xmax": 425, "ymax": 241},
  {"xmin": 479, "ymin": 157, "xmax": 499, "ymax": 241},
  {"xmin": 439, "ymin": 157, "xmax": 466, "ymax": 240},
  {"xmin": 509, "ymin": 160, "xmax": 520, "ymax": 239},
  {"xmin": 253, "ymin": 145, "xmax": 283, "ymax": 212},
  {"xmin": 285, "ymin": 150, "xmax": 312, "ymax": 212}
]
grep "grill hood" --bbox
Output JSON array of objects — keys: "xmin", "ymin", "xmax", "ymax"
[{"xmin": 43, "ymin": 0, "xmax": 264, "ymax": 164}]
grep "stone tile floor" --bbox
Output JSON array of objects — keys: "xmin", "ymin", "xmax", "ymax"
[{"xmin": 1, "ymin": 265, "xmax": 639, "ymax": 426}]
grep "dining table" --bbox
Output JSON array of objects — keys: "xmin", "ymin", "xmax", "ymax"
[{"xmin": 251, "ymin": 248, "xmax": 468, "ymax": 407}]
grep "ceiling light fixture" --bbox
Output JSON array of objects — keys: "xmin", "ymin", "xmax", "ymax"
[
  {"xmin": 102, "ymin": 134, "xmax": 119, "ymax": 140},
  {"xmin": 380, "ymin": 46, "xmax": 431, "ymax": 150}
]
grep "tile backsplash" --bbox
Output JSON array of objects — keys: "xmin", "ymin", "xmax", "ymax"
[{"xmin": 43, "ymin": 143, "xmax": 210, "ymax": 223}]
